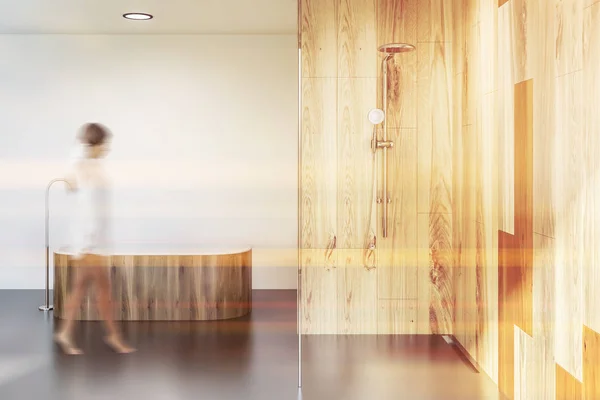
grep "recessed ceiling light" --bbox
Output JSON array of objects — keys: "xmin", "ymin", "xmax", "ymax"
[{"xmin": 123, "ymin": 13, "xmax": 153, "ymax": 21}]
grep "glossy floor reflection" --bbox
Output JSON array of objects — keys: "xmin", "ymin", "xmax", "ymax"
[{"xmin": 0, "ymin": 290, "xmax": 504, "ymax": 399}]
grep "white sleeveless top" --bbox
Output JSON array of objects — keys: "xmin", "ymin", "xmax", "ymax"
[{"xmin": 68, "ymin": 147, "xmax": 111, "ymax": 259}]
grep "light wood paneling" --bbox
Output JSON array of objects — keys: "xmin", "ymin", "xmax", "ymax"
[
  {"xmin": 377, "ymin": 0, "xmax": 417, "ymax": 129},
  {"xmin": 510, "ymin": 0, "xmax": 532, "ymax": 83},
  {"xmin": 300, "ymin": 0, "xmax": 454, "ymax": 335},
  {"xmin": 337, "ymin": 78, "xmax": 377, "ymax": 250},
  {"xmin": 301, "ymin": 78, "xmax": 337, "ymax": 250},
  {"xmin": 514, "ymin": 327, "xmax": 534, "ymax": 400},
  {"xmin": 583, "ymin": 1, "xmax": 600, "ymax": 335},
  {"xmin": 480, "ymin": 1, "xmax": 498, "ymax": 95},
  {"xmin": 337, "ymin": 0, "xmax": 377, "ymax": 78},
  {"xmin": 377, "ymin": 299, "xmax": 418, "ymax": 334},
  {"xmin": 556, "ymin": 363, "xmax": 583, "ymax": 400},
  {"xmin": 302, "ymin": 249, "xmax": 338, "ymax": 334},
  {"xmin": 554, "ymin": 71, "xmax": 584, "ymax": 381},
  {"xmin": 497, "ymin": 4, "xmax": 515, "ymax": 234},
  {"xmin": 337, "ymin": 249, "xmax": 377, "ymax": 334},
  {"xmin": 583, "ymin": 325, "xmax": 600, "ymax": 399},
  {"xmin": 300, "ymin": 77, "xmax": 338, "ymax": 334},
  {"xmin": 418, "ymin": 213, "xmax": 453, "ymax": 335},
  {"xmin": 378, "ymin": 128, "xmax": 417, "ymax": 300},
  {"xmin": 54, "ymin": 251, "xmax": 252, "ymax": 321},
  {"xmin": 513, "ymin": 79, "xmax": 533, "ymax": 337},
  {"xmin": 417, "ymin": 0, "xmax": 453, "ymax": 42},
  {"xmin": 533, "ymin": 234, "xmax": 556, "ymax": 399},
  {"xmin": 417, "ymin": 42, "xmax": 453, "ymax": 214},
  {"xmin": 337, "ymin": 77, "xmax": 378, "ymax": 334},
  {"xmin": 301, "ymin": 0, "xmax": 337, "ymax": 78},
  {"xmin": 555, "ymin": 0, "xmax": 584, "ymax": 76},
  {"xmin": 532, "ymin": 0, "xmax": 557, "ymax": 238}
]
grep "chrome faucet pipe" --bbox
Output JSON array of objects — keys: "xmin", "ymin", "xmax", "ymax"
[{"xmin": 39, "ymin": 178, "xmax": 72, "ymax": 312}]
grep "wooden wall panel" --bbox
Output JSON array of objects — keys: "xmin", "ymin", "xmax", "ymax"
[
  {"xmin": 300, "ymin": 78, "xmax": 338, "ymax": 334},
  {"xmin": 338, "ymin": 0, "xmax": 377, "ymax": 78},
  {"xmin": 533, "ymin": 234, "xmax": 556, "ymax": 400},
  {"xmin": 337, "ymin": 78, "xmax": 377, "ymax": 250},
  {"xmin": 554, "ymin": 70, "xmax": 584, "ymax": 381},
  {"xmin": 301, "ymin": 0, "xmax": 337, "ymax": 78},
  {"xmin": 378, "ymin": 128, "xmax": 418, "ymax": 300},
  {"xmin": 300, "ymin": 0, "xmax": 453, "ymax": 335},
  {"xmin": 556, "ymin": 363, "xmax": 583, "ymax": 400},
  {"xmin": 337, "ymin": 77, "xmax": 378, "ymax": 334},
  {"xmin": 377, "ymin": 299, "xmax": 418, "ymax": 334},
  {"xmin": 513, "ymin": 79, "xmax": 533, "ymax": 337},
  {"xmin": 302, "ymin": 249, "xmax": 338, "ymax": 334},
  {"xmin": 583, "ymin": 325, "xmax": 600, "ymax": 399},
  {"xmin": 417, "ymin": 213, "xmax": 453, "ymax": 335},
  {"xmin": 417, "ymin": 0, "xmax": 453, "ymax": 42},
  {"xmin": 497, "ymin": 4, "xmax": 515, "ymax": 235},
  {"xmin": 514, "ymin": 327, "xmax": 534, "ymax": 400},
  {"xmin": 377, "ymin": 0, "xmax": 417, "ymax": 129},
  {"xmin": 583, "ymin": 1, "xmax": 600, "ymax": 336},
  {"xmin": 337, "ymin": 249, "xmax": 378, "ymax": 334},
  {"xmin": 301, "ymin": 78, "xmax": 337, "ymax": 250},
  {"xmin": 555, "ymin": 0, "xmax": 584, "ymax": 76},
  {"xmin": 417, "ymin": 43, "xmax": 453, "ymax": 214}
]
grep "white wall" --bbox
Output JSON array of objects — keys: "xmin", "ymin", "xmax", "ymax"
[{"xmin": 0, "ymin": 34, "xmax": 298, "ymax": 289}]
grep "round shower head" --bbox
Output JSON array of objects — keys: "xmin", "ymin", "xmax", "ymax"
[{"xmin": 378, "ymin": 43, "xmax": 415, "ymax": 54}]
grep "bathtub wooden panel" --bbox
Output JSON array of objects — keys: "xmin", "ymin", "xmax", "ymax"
[{"xmin": 53, "ymin": 250, "xmax": 252, "ymax": 321}]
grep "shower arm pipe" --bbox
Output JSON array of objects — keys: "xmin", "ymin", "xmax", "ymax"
[
  {"xmin": 39, "ymin": 178, "xmax": 72, "ymax": 312},
  {"xmin": 381, "ymin": 54, "xmax": 393, "ymax": 238}
]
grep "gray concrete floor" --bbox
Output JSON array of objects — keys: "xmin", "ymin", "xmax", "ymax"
[{"xmin": 0, "ymin": 290, "xmax": 504, "ymax": 400}]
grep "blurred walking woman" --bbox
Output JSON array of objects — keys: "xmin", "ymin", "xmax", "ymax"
[{"xmin": 54, "ymin": 123, "xmax": 135, "ymax": 355}]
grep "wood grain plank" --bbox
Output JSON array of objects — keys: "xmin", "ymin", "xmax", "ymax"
[
  {"xmin": 377, "ymin": 0, "xmax": 417, "ymax": 129},
  {"xmin": 583, "ymin": 325, "xmax": 600, "ymax": 399},
  {"xmin": 554, "ymin": 71, "xmax": 584, "ymax": 381},
  {"xmin": 337, "ymin": 78, "xmax": 377, "ymax": 250},
  {"xmin": 533, "ymin": 234, "xmax": 556, "ymax": 399},
  {"xmin": 555, "ymin": 0, "xmax": 584, "ymax": 76},
  {"xmin": 301, "ymin": 0, "xmax": 337, "ymax": 78},
  {"xmin": 514, "ymin": 327, "xmax": 534, "ymax": 400},
  {"xmin": 513, "ymin": 79, "xmax": 533, "ymax": 337},
  {"xmin": 337, "ymin": 249, "xmax": 377, "ymax": 334},
  {"xmin": 377, "ymin": 299, "xmax": 418, "ymax": 334},
  {"xmin": 377, "ymin": 0, "xmax": 417, "ymax": 45},
  {"xmin": 337, "ymin": 0, "xmax": 377, "ymax": 78},
  {"xmin": 452, "ymin": 0, "xmax": 465, "ymax": 75},
  {"xmin": 417, "ymin": 213, "xmax": 453, "ymax": 335},
  {"xmin": 556, "ymin": 363, "xmax": 583, "ymax": 400},
  {"xmin": 301, "ymin": 78, "xmax": 337, "ymax": 250},
  {"xmin": 498, "ymin": 230, "xmax": 516, "ymax": 398},
  {"xmin": 378, "ymin": 128, "xmax": 418, "ymax": 300},
  {"xmin": 463, "ymin": 21, "xmax": 479, "ymax": 127},
  {"xmin": 498, "ymin": 5, "xmax": 515, "ymax": 235},
  {"xmin": 300, "ymin": 77, "xmax": 338, "ymax": 334},
  {"xmin": 301, "ymin": 248, "xmax": 338, "ymax": 334},
  {"xmin": 417, "ymin": 42, "xmax": 453, "ymax": 214},
  {"xmin": 417, "ymin": 0, "xmax": 453, "ymax": 43},
  {"xmin": 583, "ymin": 1, "xmax": 600, "ymax": 335},
  {"xmin": 533, "ymin": 0, "xmax": 557, "ymax": 238},
  {"xmin": 480, "ymin": 1, "xmax": 498, "ymax": 94},
  {"xmin": 510, "ymin": 0, "xmax": 532, "ymax": 83}
]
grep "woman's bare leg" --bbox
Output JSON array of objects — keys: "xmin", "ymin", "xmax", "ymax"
[
  {"xmin": 54, "ymin": 261, "xmax": 91, "ymax": 355},
  {"xmin": 92, "ymin": 256, "xmax": 135, "ymax": 354}
]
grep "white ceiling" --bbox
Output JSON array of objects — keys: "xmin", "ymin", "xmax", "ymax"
[{"xmin": 0, "ymin": 0, "xmax": 298, "ymax": 34}]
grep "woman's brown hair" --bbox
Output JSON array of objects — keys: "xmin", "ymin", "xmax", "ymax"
[{"xmin": 80, "ymin": 123, "xmax": 111, "ymax": 146}]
